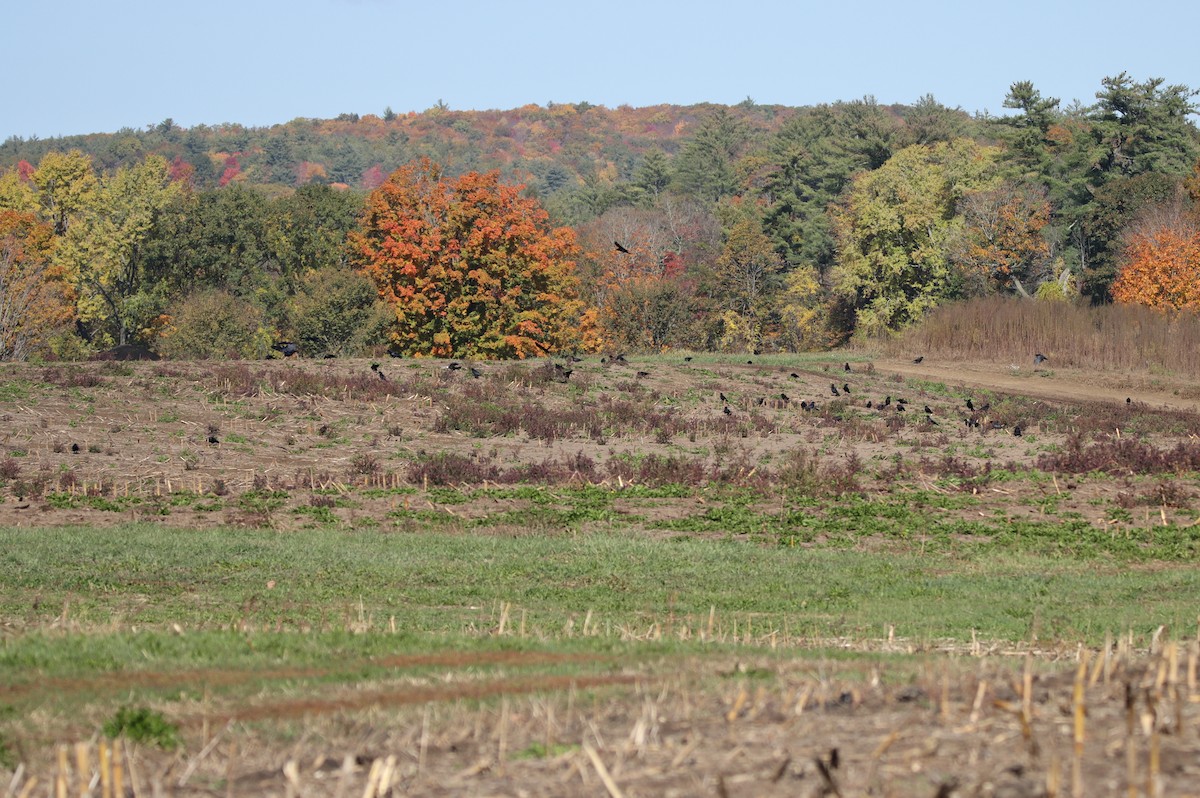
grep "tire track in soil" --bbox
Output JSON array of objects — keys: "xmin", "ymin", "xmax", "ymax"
[
  {"xmin": 177, "ymin": 671, "xmax": 644, "ymax": 727},
  {"xmin": 0, "ymin": 650, "xmax": 614, "ymax": 702}
]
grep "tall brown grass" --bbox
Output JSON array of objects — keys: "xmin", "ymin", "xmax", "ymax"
[{"xmin": 876, "ymin": 297, "xmax": 1200, "ymax": 374}]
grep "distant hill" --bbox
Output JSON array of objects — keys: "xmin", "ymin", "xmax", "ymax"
[{"xmin": 0, "ymin": 102, "xmax": 825, "ymax": 196}]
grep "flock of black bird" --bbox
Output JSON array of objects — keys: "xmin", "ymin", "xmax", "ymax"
[{"xmin": 207, "ymin": 348, "xmax": 1063, "ymax": 451}]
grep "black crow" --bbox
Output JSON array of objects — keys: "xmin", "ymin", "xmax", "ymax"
[
  {"xmin": 844, "ymin": 362, "xmax": 852, "ymax": 372},
  {"xmin": 447, "ymin": 362, "xmax": 462, "ymax": 371},
  {"xmin": 1034, "ymin": 353, "xmax": 1048, "ymax": 365},
  {"xmin": 636, "ymin": 370, "xmax": 650, "ymax": 378},
  {"xmin": 723, "ymin": 406, "xmax": 732, "ymax": 416},
  {"xmin": 790, "ymin": 372, "xmax": 799, "ymax": 379},
  {"xmin": 966, "ymin": 398, "xmax": 975, "ymax": 411},
  {"xmin": 1013, "ymin": 425, "xmax": 1023, "ymax": 437},
  {"xmin": 720, "ymin": 392, "xmax": 728, "ymax": 403},
  {"xmin": 206, "ymin": 435, "xmax": 219, "ymax": 445},
  {"xmin": 1126, "ymin": 397, "xmax": 1132, "ymax": 404},
  {"xmin": 830, "ymin": 383, "xmax": 840, "ymax": 396},
  {"xmin": 843, "ymin": 383, "xmax": 851, "ymax": 394},
  {"xmin": 896, "ymin": 403, "xmax": 906, "ymax": 412},
  {"xmin": 684, "ymin": 356, "xmax": 693, "ymax": 362},
  {"xmin": 614, "ymin": 240, "xmax": 631, "ymax": 254},
  {"xmin": 913, "ymin": 356, "xmax": 924, "ymax": 364},
  {"xmin": 924, "ymin": 405, "xmax": 933, "ymax": 415},
  {"xmin": 866, "ymin": 400, "xmax": 873, "ymax": 409},
  {"xmin": 615, "ymin": 353, "xmax": 628, "ymax": 363},
  {"xmin": 470, "ymin": 367, "xmax": 483, "ymax": 378},
  {"xmin": 884, "ymin": 396, "xmax": 892, "ymax": 407},
  {"xmin": 779, "ymin": 393, "xmax": 790, "ymax": 403},
  {"xmin": 70, "ymin": 443, "xmax": 79, "ymax": 453}
]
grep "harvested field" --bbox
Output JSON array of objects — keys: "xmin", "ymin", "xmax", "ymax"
[{"xmin": 3, "ymin": 352, "xmax": 1200, "ymax": 796}]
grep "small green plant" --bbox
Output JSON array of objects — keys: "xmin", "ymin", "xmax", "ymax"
[{"xmin": 102, "ymin": 706, "xmax": 179, "ymax": 750}]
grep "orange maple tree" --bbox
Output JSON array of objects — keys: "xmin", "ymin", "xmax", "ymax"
[
  {"xmin": 1111, "ymin": 210, "xmax": 1200, "ymax": 311},
  {"xmin": 0, "ymin": 210, "xmax": 73, "ymax": 360},
  {"xmin": 350, "ymin": 159, "xmax": 585, "ymax": 358}
]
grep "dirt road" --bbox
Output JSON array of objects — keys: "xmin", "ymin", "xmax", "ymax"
[{"xmin": 877, "ymin": 358, "xmax": 1200, "ymax": 413}]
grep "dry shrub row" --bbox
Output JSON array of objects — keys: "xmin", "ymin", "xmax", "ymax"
[
  {"xmin": 884, "ymin": 296, "xmax": 1200, "ymax": 374},
  {"xmin": 1038, "ymin": 436, "xmax": 1200, "ymax": 475},
  {"xmin": 406, "ymin": 450, "xmax": 844, "ymax": 492}
]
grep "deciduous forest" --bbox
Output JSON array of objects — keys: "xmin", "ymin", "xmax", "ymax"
[{"xmin": 2, "ymin": 73, "xmax": 1198, "ymax": 360}]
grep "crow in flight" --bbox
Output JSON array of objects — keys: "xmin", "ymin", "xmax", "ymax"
[
  {"xmin": 1034, "ymin": 353, "xmax": 1048, "ymax": 365},
  {"xmin": 614, "ymin": 240, "xmax": 631, "ymax": 254}
]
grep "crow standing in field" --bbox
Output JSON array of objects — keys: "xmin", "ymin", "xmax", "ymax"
[
  {"xmin": 965, "ymin": 398, "xmax": 975, "ymax": 411},
  {"xmin": 830, "ymin": 383, "xmax": 840, "ymax": 396},
  {"xmin": 447, "ymin": 361, "xmax": 462, "ymax": 371},
  {"xmin": 470, "ymin": 366, "xmax": 483, "ymax": 379},
  {"xmin": 779, "ymin": 393, "xmax": 790, "ymax": 404},
  {"xmin": 723, "ymin": 406, "xmax": 733, "ymax": 416},
  {"xmin": 844, "ymin": 362, "xmax": 852, "ymax": 372},
  {"xmin": 720, "ymin": 392, "xmax": 728, "ymax": 403},
  {"xmin": 370, "ymin": 362, "xmax": 387, "ymax": 381},
  {"xmin": 843, "ymin": 383, "xmax": 851, "ymax": 394},
  {"xmin": 684, "ymin": 356, "xmax": 693, "ymax": 362},
  {"xmin": 614, "ymin": 240, "xmax": 631, "ymax": 254},
  {"xmin": 790, "ymin": 372, "xmax": 799, "ymax": 379},
  {"xmin": 913, "ymin": 356, "xmax": 924, "ymax": 364},
  {"xmin": 636, "ymin": 370, "xmax": 650, "ymax": 378}
]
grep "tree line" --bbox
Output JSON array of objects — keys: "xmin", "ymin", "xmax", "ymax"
[{"xmin": 1, "ymin": 74, "xmax": 1198, "ymax": 361}]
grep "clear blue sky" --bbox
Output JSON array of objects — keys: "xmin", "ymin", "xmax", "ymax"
[{"xmin": 4, "ymin": 0, "xmax": 1197, "ymax": 141}]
